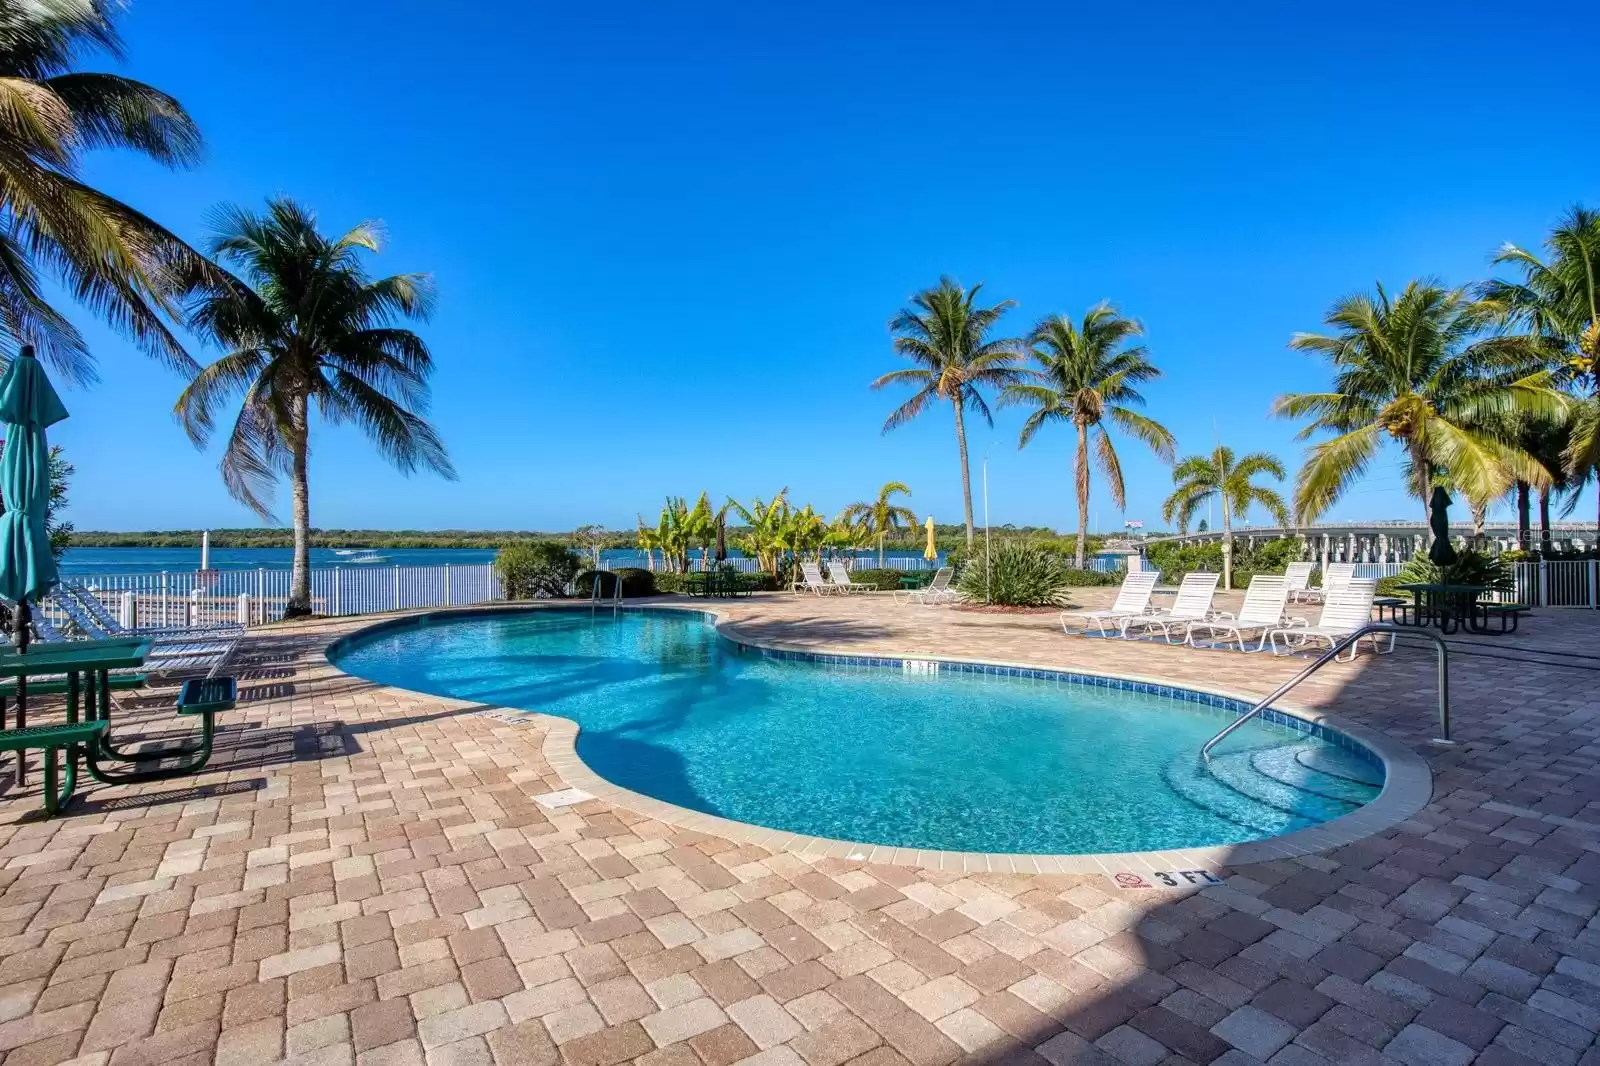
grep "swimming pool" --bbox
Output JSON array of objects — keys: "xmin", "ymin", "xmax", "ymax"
[{"xmin": 330, "ymin": 607, "xmax": 1385, "ymax": 855}]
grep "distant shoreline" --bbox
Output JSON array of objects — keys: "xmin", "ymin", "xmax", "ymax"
[
  {"xmin": 70, "ymin": 525, "xmax": 1071, "ymax": 551},
  {"xmin": 69, "ymin": 530, "xmax": 615, "ymax": 550}
]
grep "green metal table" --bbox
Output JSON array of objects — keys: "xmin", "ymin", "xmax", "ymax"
[
  {"xmin": 1392, "ymin": 583, "xmax": 1491, "ymax": 634},
  {"xmin": 0, "ymin": 637, "xmax": 149, "ymax": 791}
]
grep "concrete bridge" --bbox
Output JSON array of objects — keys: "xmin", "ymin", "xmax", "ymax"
[{"xmin": 1145, "ymin": 522, "xmax": 1594, "ymax": 563}]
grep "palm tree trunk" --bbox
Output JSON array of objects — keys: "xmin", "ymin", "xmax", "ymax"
[
  {"xmin": 1074, "ymin": 423, "xmax": 1090, "ymax": 569},
  {"xmin": 1515, "ymin": 482, "xmax": 1531, "ymax": 551},
  {"xmin": 952, "ymin": 399, "xmax": 975, "ymax": 548},
  {"xmin": 1539, "ymin": 488, "xmax": 1552, "ymax": 553},
  {"xmin": 286, "ymin": 412, "xmax": 313, "ymax": 619},
  {"xmin": 878, "ymin": 533, "xmax": 885, "ymax": 569},
  {"xmin": 1410, "ymin": 443, "xmax": 1432, "ymax": 524},
  {"xmin": 1221, "ymin": 498, "xmax": 1233, "ymax": 591}
]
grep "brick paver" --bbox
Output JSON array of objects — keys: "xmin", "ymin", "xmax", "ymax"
[{"xmin": 0, "ymin": 592, "xmax": 1594, "ymax": 1065}]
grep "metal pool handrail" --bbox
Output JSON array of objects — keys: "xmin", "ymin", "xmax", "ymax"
[{"xmin": 1200, "ymin": 624, "xmax": 1451, "ymax": 759}]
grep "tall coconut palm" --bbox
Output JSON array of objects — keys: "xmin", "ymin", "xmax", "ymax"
[
  {"xmin": 176, "ymin": 198, "xmax": 455, "ymax": 618},
  {"xmin": 1274, "ymin": 280, "xmax": 1566, "ymax": 524},
  {"xmin": 873, "ymin": 278, "xmax": 1024, "ymax": 548},
  {"xmin": 1161, "ymin": 446, "xmax": 1289, "ymax": 589},
  {"xmin": 839, "ymin": 481, "xmax": 915, "ymax": 567},
  {"xmin": 0, "ymin": 0, "xmax": 217, "ymax": 381},
  {"xmin": 1480, "ymin": 206, "xmax": 1600, "ymax": 536},
  {"xmin": 1001, "ymin": 303, "xmax": 1175, "ymax": 568}
]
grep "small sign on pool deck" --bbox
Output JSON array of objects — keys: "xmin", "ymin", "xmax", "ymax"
[
  {"xmin": 1111, "ymin": 869, "xmax": 1224, "ymax": 891},
  {"xmin": 534, "ymin": 788, "xmax": 594, "ymax": 809}
]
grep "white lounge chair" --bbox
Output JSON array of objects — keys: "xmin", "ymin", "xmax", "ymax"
[
  {"xmin": 55, "ymin": 581, "xmax": 242, "ymax": 641},
  {"xmin": 1060, "ymin": 570, "xmax": 1160, "ymax": 635},
  {"xmin": 1293, "ymin": 562, "xmax": 1356, "ymax": 605},
  {"xmin": 1183, "ymin": 575, "xmax": 1292, "ymax": 651},
  {"xmin": 1268, "ymin": 578, "xmax": 1392, "ymax": 661},
  {"xmin": 894, "ymin": 567, "xmax": 957, "ymax": 606},
  {"xmin": 1119, "ymin": 572, "xmax": 1220, "ymax": 642},
  {"xmin": 32, "ymin": 614, "xmax": 236, "ymax": 677},
  {"xmin": 1283, "ymin": 562, "xmax": 1315, "ymax": 603},
  {"xmin": 824, "ymin": 561, "xmax": 871, "ymax": 594},
  {"xmin": 797, "ymin": 562, "xmax": 836, "ymax": 596}
]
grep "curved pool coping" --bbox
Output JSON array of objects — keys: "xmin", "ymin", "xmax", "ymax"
[{"xmin": 324, "ymin": 602, "xmax": 1433, "ymax": 876}]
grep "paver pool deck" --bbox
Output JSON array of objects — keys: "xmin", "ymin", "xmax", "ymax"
[{"xmin": 0, "ymin": 590, "xmax": 1596, "ymax": 1066}]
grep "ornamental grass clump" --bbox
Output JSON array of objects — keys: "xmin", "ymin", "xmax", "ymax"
[{"xmin": 955, "ymin": 542, "xmax": 1075, "ymax": 607}]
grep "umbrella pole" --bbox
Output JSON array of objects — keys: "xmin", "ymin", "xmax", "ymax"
[{"xmin": 12, "ymin": 599, "xmax": 26, "ymax": 785}]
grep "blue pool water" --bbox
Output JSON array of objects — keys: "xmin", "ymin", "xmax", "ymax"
[{"xmin": 331, "ymin": 608, "xmax": 1383, "ymax": 854}]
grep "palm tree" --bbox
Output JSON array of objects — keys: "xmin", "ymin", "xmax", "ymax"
[
  {"xmin": 1480, "ymin": 206, "xmax": 1600, "ymax": 537},
  {"xmin": 649, "ymin": 497, "xmax": 693, "ymax": 573},
  {"xmin": 873, "ymin": 278, "xmax": 1024, "ymax": 548},
  {"xmin": 0, "ymin": 0, "xmax": 218, "ymax": 381},
  {"xmin": 1161, "ymin": 446, "xmax": 1289, "ymax": 589},
  {"xmin": 635, "ymin": 513, "xmax": 661, "ymax": 571},
  {"xmin": 839, "ymin": 481, "xmax": 915, "ymax": 567},
  {"xmin": 1273, "ymin": 280, "xmax": 1566, "ymax": 523},
  {"xmin": 176, "ymin": 198, "xmax": 455, "ymax": 617},
  {"xmin": 1001, "ymin": 304, "xmax": 1175, "ymax": 568},
  {"xmin": 728, "ymin": 490, "xmax": 791, "ymax": 577}
]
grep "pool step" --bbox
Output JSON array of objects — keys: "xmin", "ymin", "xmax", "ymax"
[
  {"xmin": 1249, "ymin": 745, "xmax": 1382, "ymax": 805},
  {"xmin": 1162, "ymin": 755, "xmax": 1311, "ymax": 837},
  {"xmin": 1204, "ymin": 747, "xmax": 1364, "ymax": 823},
  {"xmin": 1163, "ymin": 739, "xmax": 1380, "ymax": 838},
  {"xmin": 1295, "ymin": 746, "xmax": 1384, "ymax": 788}
]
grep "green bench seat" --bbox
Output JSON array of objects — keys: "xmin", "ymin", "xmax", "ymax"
[
  {"xmin": 86, "ymin": 676, "xmax": 237, "ymax": 785},
  {"xmin": 0, "ymin": 720, "xmax": 107, "ymax": 816},
  {"xmin": 177, "ymin": 676, "xmax": 237, "ymax": 715},
  {"xmin": 1479, "ymin": 603, "xmax": 1531, "ymax": 633},
  {"xmin": 1, "ymin": 674, "xmax": 146, "ymax": 699}
]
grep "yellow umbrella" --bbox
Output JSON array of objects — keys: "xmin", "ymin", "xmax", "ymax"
[{"xmin": 923, "ymin": 516, "xmax": 937, "ymax": 561}]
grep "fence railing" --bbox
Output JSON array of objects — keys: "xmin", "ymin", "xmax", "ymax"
[
  {"xmin": 51, "ymin": 556, "xmax": 1598, "ymax": 634},
  {"xmin": 53, "ymin": 563, "xmax": 503, "ymax": 629},
  {"xmin": 1354, "ymin": 560, "xmax": 1599, "ymax": 608}
]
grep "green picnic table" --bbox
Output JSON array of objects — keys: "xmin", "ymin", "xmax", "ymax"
[
  {"xmin": 0, "ymin": 638, "xmax": 239, "ymax": 814},
  {"xmin": 0, "ymin": 637, "xmax": 148, "ymax": 813},
  {"xmin": 1391, "ymin": 582, "xmax": 1526, "ymax": 635}
]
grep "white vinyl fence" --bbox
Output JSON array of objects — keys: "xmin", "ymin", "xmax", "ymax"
[
  {"xmin": 54, "ymin": 563, "xmax": 502, "ymax": 629},
  {"xmin": 1353, "ymin": 560, "xmax": 1600, "ymax": 608}
]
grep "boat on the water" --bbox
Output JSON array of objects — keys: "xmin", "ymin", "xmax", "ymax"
[{"xmin": 340, "ymin": 550, "xmax": 389, "ymax": 564}]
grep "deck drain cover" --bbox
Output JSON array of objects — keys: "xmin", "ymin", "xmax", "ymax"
[{"xmin": 535, "ymin": 788, "xmax": 594, "ymax": 809}]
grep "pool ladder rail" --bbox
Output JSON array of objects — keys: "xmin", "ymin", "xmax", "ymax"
[
  {"xmin": 589, "ymin": 570, "xmax": 623, "ymax": 610},
  {"xmin": 1200, "ymin": 624, "xmax": 1451, "ymax": 760}
]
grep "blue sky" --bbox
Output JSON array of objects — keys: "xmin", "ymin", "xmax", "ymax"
[{"xmin": 52, "ymin": 0, "xmax": 1600, "ymax": 533}]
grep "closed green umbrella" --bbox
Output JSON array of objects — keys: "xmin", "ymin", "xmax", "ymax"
[{"xmin": 0, "ymin": 345, "xmax": 69, "ymax": 651}]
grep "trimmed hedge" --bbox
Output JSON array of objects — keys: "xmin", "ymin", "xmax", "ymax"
[
  {"xmin": 498, "ymin": 543, "xmax": 581, "ymax": 599},
  {"xmin": 1060, "ymin": 568, "xmax": 1120, "ymax": 586},
  {"xmin": 572, "ymin": 567, "xmax": 656, "ymax": 598},
  {"xmin": 839, "ymin": 568, "xmax": 906, "ymax": 591},
  {"xmin": 653, "ymin": 571, "xmax": 780, "ymax": 594}
]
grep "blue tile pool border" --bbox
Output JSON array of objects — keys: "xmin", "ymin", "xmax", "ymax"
[
  {"xmin": 323, "ymin": 601, "xmax": 1431, "ymax": 874},
  {"xmin": 326, "ymin": 602, "xmax": 1386, "ymax": 778}
]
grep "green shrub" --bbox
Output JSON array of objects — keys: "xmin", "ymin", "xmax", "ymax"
[
  {"xmin": 498, "ymin": 543, "xmax": 581, "ymax": 599},
  {"xmin": 1060, "ymin": 568, "xmax": 1120, "ymax": 586},
  {"xmin": 572, "ymin": 568, "xmax": 657, "ymax": 598},
  {"xmin": 1377, "ymin": 550, "xmax": 1514, "ymax": 597},
  {"xmin": 1145, "ymin": 536, "xmax": 1304, "ymax": 584},
  {"xmin": 615, "ymin": 567, "xmax": 655, "ymax": 596},
  {"xmin": 954, "ymin": 542, "xmax": 1074, "ymax": 606},
  {"xmin": 653, "ymin": 570, "xmax": 778, "ymax": 594},
  {"xmin": 839, "ymin": 568, "xmax": 906, "ymax": 591}
]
